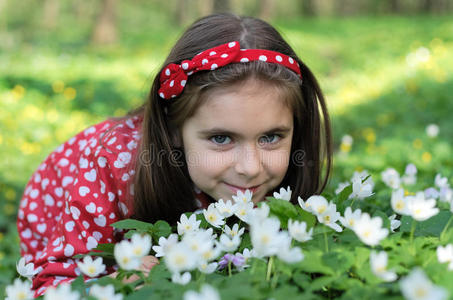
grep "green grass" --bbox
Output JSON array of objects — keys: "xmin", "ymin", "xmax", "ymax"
[{"xmin": 1, "ymin": 14, "xmax": 452, "ymax": 297}]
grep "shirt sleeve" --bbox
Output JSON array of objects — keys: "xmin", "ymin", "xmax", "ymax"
[{"xmin": 17, "ymin": 121, "xmax": 138, "ymax": 297}]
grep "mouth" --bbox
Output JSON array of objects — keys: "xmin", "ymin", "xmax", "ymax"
[{"xmin": 224, "ymin": 182, "xmax": 261, "ymax": 194}]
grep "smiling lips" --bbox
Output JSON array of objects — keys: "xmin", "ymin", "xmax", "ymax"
[{"xmin": 224, "ymin": 182, "xmax": 261, "ymax": 194}]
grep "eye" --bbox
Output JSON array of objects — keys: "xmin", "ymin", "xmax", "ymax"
[
  {"xmin": 210, "ymin": 135, "xmax": 232, "ymax": 145},
  {"xmin": 259, "ymin": 134, "xmax": 282, "ymax": 145}
]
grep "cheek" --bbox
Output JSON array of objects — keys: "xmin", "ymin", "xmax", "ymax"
[
  {"xmin": 261, "ymin": 149, "xmax": 291, "ymax": 175},
  {"xmin": 185, "ymin": 149, "xmax": 233, "ymax": 177}
]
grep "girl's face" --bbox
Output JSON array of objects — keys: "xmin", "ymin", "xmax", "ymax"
[{"xmin": 181, "ymin": 78, "xmax": 294, "ymax": 204}]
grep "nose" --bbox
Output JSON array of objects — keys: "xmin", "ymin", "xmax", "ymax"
[{"xmin": 234, "ymin": 144, "xmax": 262, "ymax": 179}]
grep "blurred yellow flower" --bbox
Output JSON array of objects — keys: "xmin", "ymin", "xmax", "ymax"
[
  {"xmin": 413, "ymin": 139, "xmax": 423, "ymax": 149},
  {"xmin": 340, "ymin": 143, "xmax": 351, "ymax": 153},
  {"xmin": 422, "ymin": 152, "xmax": 432, "ymax": 163},
  {"xmin": 64, "ymin": 87, "xmax": 77, "ymax": 100},
  {"xmin": 20, "ymin": 141, "xmax": 41, "ymax": 155},
  {"xmin": 46, "ymin": 109, "xmax": 60, "ymax": 123},
  {"xmin": 0, "ymin": 134, "xmax": 3, "ymax": 145},
  {"xmin": 114, "ymin": 108, "xmax": 126, "ymax": 117},
  {"xmin": 12, "ymin": 85, "xmax": 25, "ymax": 100},
  {"xmin": 4, "ymin": 203, "xmax": 15, "ymax": 216},
  {"xmin": 404, "ymin": 190, "xmax": 414, "ymax": 196},
  {"xmin": 52, "ymin": 81, "xmax": 65, "ymax": 93},
  {"xmin": 362, "ymin": 128, "xmax": 376, "ymax": 144},
  {"xmin": 23, "ymin": 104, "xmax": 44, "ymax": 120},
  {"xmin": 405, "ymin": 79, "xmax": 418, "ymax": 94},
  {"xmin": 5, "ymin": 188, "xmax": 16, "ymax": 202}
]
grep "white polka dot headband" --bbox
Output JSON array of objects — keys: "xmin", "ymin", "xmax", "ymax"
[{"xmin": 158, "ymin": 41, "xmax": 302, "ymax": 100}]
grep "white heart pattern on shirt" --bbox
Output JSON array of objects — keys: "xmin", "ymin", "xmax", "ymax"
[
  {"xmin": 64, "ymin": 244, "xmax": 74, "ymax": 257},
  {"xmin": 65, "ymin": 221, "xmax": 75, "ymax": 232},
  {"xmin": 86, "ymin": 236, "xmax": 98, "ymax": 250},
  {"xmin": 94, "ymin": 215, "xmax": 106, "ymax": 227},
  {"xmin": 85, "ymin": 202, "xmax": 96, "ymax": 214},
  {"xmin": 79, "ymin": 186, "xmax": 90, "ymax": 197}
]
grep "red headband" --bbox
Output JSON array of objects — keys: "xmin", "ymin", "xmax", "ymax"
[{"xmin": 158, "ymin": 41, "xmax": 302, "ymax": 100}]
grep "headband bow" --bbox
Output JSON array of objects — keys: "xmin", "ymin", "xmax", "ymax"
[{"xmin": 158, "ymin": 41, "xmax": 301, "ymax": 100}]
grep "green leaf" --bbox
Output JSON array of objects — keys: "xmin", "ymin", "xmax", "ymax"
[
  {"xmin": 152, "ymin": 220, "xmax": 172, "ymax": 238},
  {"xmin": 400, "ymin": 211, "xmax": 452, "ymax": 237},
  {"xmin": 337, "ymin": 184, "xmax": 353, "ymax": 204},
  {"xmin": 268, "ymin": 198, "xmax": 300, "ymax": 228},
  {"xmin": 93, "ymin": 243, "xmax": 115, "ymax": 254},
  {"xmin": 321, "ymin": 251, "xmax": 354, "ymax": 274},
  {"xmin": 111, "ymin": 219, "xmax": 154, "ymax": 231}
]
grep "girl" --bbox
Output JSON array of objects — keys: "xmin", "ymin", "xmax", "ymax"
[{"xmin": 17, "ymin": 13, "xmax": 332, "ymax": 297}]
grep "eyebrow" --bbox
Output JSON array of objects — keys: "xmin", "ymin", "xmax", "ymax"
[{"xmin": 198, "ymin": 126, "xmax": 292, "ymax": 137}]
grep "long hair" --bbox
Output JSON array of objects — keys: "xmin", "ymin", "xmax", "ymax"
[{"xmin": 126, "ymin": 13, "xmax": 332, "ymax": 224}]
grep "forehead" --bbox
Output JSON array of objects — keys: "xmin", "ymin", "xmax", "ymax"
[{"xmin": 188, "ymin": 80, "xmax": 293, "ymax": 135}]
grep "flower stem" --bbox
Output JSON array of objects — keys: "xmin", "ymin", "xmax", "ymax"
[
  {"xmin": 228, "ymin": 261, "xmax": 232, "ymax": 277},
  {"xmin": 409, "ymin": 219, "xmax": 416, "ymax": 244},
  {"xmin": 266, "ymin": 257, "xmax": 274, "ymax": 282},
  {"xmin": 323, "ymin": 230, "xmax": 329, "ymax": 253},
  {"xmin": 440, "ymin": 215, "xmax": 453, "ymax": 241}
]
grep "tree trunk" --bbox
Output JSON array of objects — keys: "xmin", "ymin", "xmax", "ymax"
[
  {"xmin": 259, "ymin": 0, "xmax": 276, "ymax": 21},
  {"xmin": 43, "ymin": 0, "xmax": 59, "ymax": 29},
  {"xmin": 213, "ymin": 0, "xmax": 231, "ymax": 13},
  {"xmin": 92, "ymin": 0, "xmax": 118, "ymax": 45}
]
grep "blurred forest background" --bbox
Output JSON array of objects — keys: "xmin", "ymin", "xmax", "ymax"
[{"xmin": 1, "ymin": 0, "xmax": 453, "ymax": 297}]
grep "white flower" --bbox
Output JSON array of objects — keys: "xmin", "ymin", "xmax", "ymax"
[
  {"xmin": 76, "ymin": 256, "xmax": 105, "ymax": 278},
  {"xmin": 424, "ymin": 187, "xmax": 439, "ymax": 199},
  {"xmin": 298, "ymin": 196, "xmax": 312, "ymax": 213},
  {"xmin": 164, "ymin": 242, "xmax": 197, "ymax": 274},
  {"xmin": 288, "ymin": 219, "xmax": 313, "ymax": 242},
  {"xmin": 405, "ymin": 164, "xmax": 417, "ymax": 176},
  {"xmin": 182, "ymin": 229, "xmax": 215, "ymax": 259},
  {"xmin": 381, "ymin": 168, "xmax": 401, "ymax": 189},
  {"xmin": 16, "ymin": 257, "xmax": 39, "ymax": 280},
  {"xmin": 215, "ymin": 199, "xmax": 237, "ymax": 218},
  {"xmin": 171, "ymin": 272, "xmax": 191, "ymax": 285},
  {"xmin": 44, "ymin": 283, "xmax": 80, "ymax": 300},
  {"xmin": 439, "ymin": 187, "xmax": 453, "ymax": 203},
  {"xmin": 250, "ymin": 217, "xmax": 285, "ymax": 258},
  {"xmin": 317, "ymin": 202, "xmax": 343, "ymax": 232},
  {"xmin": 89, "ymin": 284, "xmax": 123, "ymax": 300},
  {"xmin": 351, "ymin": 170, "xmax": 374, "ymax": 189},
  {"xmin": 391, "ymin": 188, "xmax": 410, "ymax": 215},
  {"xmin": 248, "ymin": 202, "xmax": 270, "ymax": 223},
  {"xmin": 224, "ymin": 223, "xmax": 245, "ymax": 239},
  {"xmin": 402, "ymin": 164, "xmax": 417, "ymax": 186},
  {"xmin": 306, "ymin": 195, "xmax": 329, "ymax": 216},
  {"xmin": 177, "ymin": 214, "xmax": 201, "ymax": 235},
  {"xmin": 370, "ymin": 251, "xmax": 397, "ymax": 282},
  {"xmin": 129, "ymin": 234, "xmax": 152, "ymax": 258},
  {"xmin": 335, "ymin": 182, "xmax": 350, "ymax": 195},
  {"xmin": 339, "ymin": 207, "xmax": 362, "ymax": 229},
  {"xmin": 436, "ymin": 244, "xmax": 453, "ymax": 270},
  {"xmin": 400, "ymin": 268, "xmax": 448, "ymax": 300},
  {"xmin": 277, "ymin": 235, "xmax": 304, "ymax": 263},
  {"xmin": 406, "ymin": 193, "xmax": 439, "ymax": 221},
  {"xmin": 341, "ymin": 134, "xmax": 353, "ymax": 146},
  {"xmin": 200, "ymin": 245, "xmax": 221, "ymax": 263},
  {"xmin": 234, "ymin": 202, "xmax": 254, "ymax": 223},
  {"xmin": 218, "ymin": 234, "xmax": 241, "ymax": 252},
  {"xmin": 5, "ymin": 278, "xmax": 34, "ymax": 300},
  {"xmin": 426, "ymin": 124, "xmax": 439, "ymax": 138},
  {"xmin": 232, "ymin": 189, "xmax": 253, "ymax": 204},
  {"xmin": 273, "ymin": 186, "xmax": 292, "ymax": 201},
  {"xmin": 184, "ymin": 284, "xmax": 221, "ymax": 300},
  {"xmin": 350, "ymin": 176, "xmax": 374, "ymax": 199},
  {"xmin": 114, "ymin": 240, "xmax": 141, "ymax": 270},
  {"xmin": 203, "ymin": 204, "xmax": 225, "ymax": 228},
  {"xmin": 152, "ymin": 234, "xmax": 178, "ymax": 257},
  {"xmin": 352, "ymin": 213, "xmax": 388, "ymax": 246},
  {"xmin": 198, "ymin": 262, "xmax": 218, "ymax": 274},
  {"xmin": 435, "ymin": 174, "xmax": 449, "ymax": 189},
  {"xmin": 389, "ymin": 214, "xmax": 401, "ymax": 232}
]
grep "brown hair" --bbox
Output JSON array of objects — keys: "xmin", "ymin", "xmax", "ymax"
[{"xmin": 126, "ymin": 13, "xmax": 332, "ymax": 224}]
